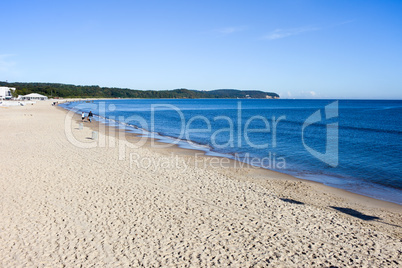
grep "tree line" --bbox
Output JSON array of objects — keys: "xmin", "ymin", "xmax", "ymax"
[{"xmin": 0, "ymin": 81, "xmax": 280, "ymax": 99}]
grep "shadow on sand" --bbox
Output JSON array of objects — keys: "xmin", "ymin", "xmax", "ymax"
[
  {"xmin": 278, "ymin": 201, "xmax": 401, "ymax": 228},
  {"xmin": 330, "ymin": 206, "xmax": 380, "ymax": 221},
  {"xmin": 280, "ymin": 198, "xmax": 305, "ymax": 205}
]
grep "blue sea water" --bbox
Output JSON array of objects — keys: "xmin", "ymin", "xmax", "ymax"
[{"xmin": 61, "ymin": 99, "xmax": 402, "ymax": 204}]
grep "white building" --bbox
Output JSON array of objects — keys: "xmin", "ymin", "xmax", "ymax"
[
  {"xmin": 0, "ymin": 87, "xmax": 15, "ymax": 100},
  {"xmin": 19, "ymin": 93, "xmax": 48, "ymax": 101}
]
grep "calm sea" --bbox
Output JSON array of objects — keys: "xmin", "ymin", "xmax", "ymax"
[{"xmin": 61, "ymin": 99, "xmax": 402, "ymax": 204}]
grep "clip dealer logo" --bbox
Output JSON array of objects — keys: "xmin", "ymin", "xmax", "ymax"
[{"xmin": 302, "ymin": 101, "xmax": 339, "ymax": 167}]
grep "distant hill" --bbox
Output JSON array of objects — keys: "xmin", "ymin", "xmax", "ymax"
[
  {"xmin": 206, "ymin": 89, "xmax": 278, "ymax": 99},
  {"xmin": 0, "ymin": 82, "xmax": 280, "ymax": 99}
]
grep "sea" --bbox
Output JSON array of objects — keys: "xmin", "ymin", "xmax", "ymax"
[{"xmin": 61, "ymin": 99, "xmax": 402, "ymax": 205}]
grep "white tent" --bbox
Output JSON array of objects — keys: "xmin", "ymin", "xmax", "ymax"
[{"xmin": 20, "ymin": 93, "xmax": 48, "ymax": 101}]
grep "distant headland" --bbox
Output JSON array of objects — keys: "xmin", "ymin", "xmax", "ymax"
[{"xmin": 0, "ymin": 81, "xmax": 280, "ymax": 99}]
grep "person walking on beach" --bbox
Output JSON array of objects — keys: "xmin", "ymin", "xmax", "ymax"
[
  {"xmin": 81, "ymin": 112, "xmax": 85, "ymax": 121},
  {"xmin": 88, "ymin": 111, "xmax": 93, "ymax": 123}
]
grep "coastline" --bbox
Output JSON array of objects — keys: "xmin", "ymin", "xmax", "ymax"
[
  {"xmin": 62, "ymin": 99, "xmax": 402, "ymax": 206},
  {"xmin": 67, "ymin": 101, "xmax": 402, "ymax": 211},
  {"xmin": 1, "ymin": 100, "xmax": 401, "ymax": 266}
]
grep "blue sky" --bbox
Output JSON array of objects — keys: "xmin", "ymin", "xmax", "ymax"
[{"xmin": 1, "ymin": 0, "xmax": 401, "ymax": 99}]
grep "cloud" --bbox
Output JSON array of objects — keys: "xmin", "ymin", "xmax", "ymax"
[
  {"xmin": 283, "ymin": 91, "xmax": 321, "ymax": 99},
  {"xmin": 332, "ymin": 19, "xmax": 355, "ymax": 27},
  {"xmin": 263, "ymin": 19, "xmax": 354, "ymax": 41},
  {"xmin": 301, "ymin": 91, "xmax": 320, "ymax": 98},
  {"xmin": 216, "ymin": 26, "xmax": 246, "ymax": 35},
  {"xmin": 264, "ymin": 26, "xmax": 320, "ymax": 40}
]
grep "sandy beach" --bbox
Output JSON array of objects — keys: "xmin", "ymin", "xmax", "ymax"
[{"xmin": 0, "ymin": 100, "xmax": 401, "ymax": 267}]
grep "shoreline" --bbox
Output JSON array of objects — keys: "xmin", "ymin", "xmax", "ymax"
[
  {"xmin": 61, "ymin": 99, "xmax": 402, "ymax": 207},
  {"xmin": 1, "ymin": 100, "xmax": 401, "ymax": 266},
  {"xmin": 60, "ymin": 100, "xmax": 402, "ymax": 214}
]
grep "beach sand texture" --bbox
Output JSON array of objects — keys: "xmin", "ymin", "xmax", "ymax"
[{"xmin": 0, "ymin": 101, "xmax": 401, "ymax": 267}]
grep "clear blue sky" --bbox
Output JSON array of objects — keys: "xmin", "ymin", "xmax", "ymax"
[{"xmin": 1, "ymin": 0, "xmax": 401, "ymax": 99}]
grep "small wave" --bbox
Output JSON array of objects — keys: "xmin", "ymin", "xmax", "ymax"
[{"xmin": 281, "ymin": 118, "xmax": 401, "ymax": 135}]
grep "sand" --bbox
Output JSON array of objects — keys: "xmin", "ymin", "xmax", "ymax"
[{"xmin": 0, "ymin": 100, "xmax": 401, "ymax": 267}]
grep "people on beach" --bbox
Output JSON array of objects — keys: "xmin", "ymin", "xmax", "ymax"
[
  {"xmin": 81, "ymin": 112, "xmax": 85, "ymax": 121},
  {"xmin": 88, "ymin": 111, "xmax": 93, "ymax": 122}
]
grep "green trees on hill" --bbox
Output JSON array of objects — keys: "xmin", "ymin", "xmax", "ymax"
[{"xmin": 0, "ymin": 82, "xmax": 279, "ymax": 99}]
